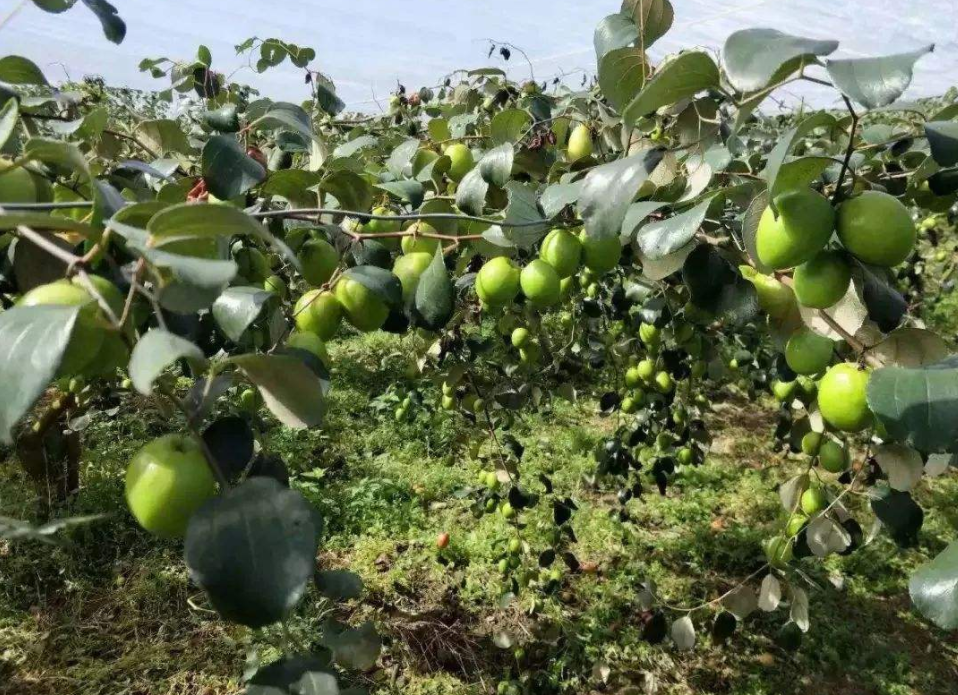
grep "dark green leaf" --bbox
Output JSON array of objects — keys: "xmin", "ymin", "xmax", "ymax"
[
  {"xmin": 197, "ymin": 45, "xmax": 212, "ymax": 68},
  {"xmin": 246, "ymin": 654, "xmax": 334, "ymax": 695},
  {"xmin": 621, "ymin": 200, "xmax": 665, "ymax": 242},
  {"xmin": 0, "ymin": 305, "xmax": 80, "ymax": 444},
  {"xmin": 540, "ymin": 181, "xmax": 583, "ymax": 218},
  {"xmin": 853, "ymin": 261, "xmax": 906, "ymax": 333},
  {"xmin": 871, "ymin": 485, "xmax": 923, "ymax": 547},
  {"xmin": 321, "ymin": 620, "xmax": 381, "ymax": 671},
  {"xmin": 385, "ymin": 139, "xmax": 420, "ymax": 178},
  {"xmin": 129, "ymin": 329, "xmax": 206, "ymax": 395},
  {"xmin": 0, "ymin": 212, "xmax": 96, "ymax": 238},
  {"xmin": 599, "ymin": 47, "xmax": 648, "ymax": 112},
  {"xmin": 925, "ymin": 121, "xmax": 958, "ymax": 167},
  {"xmin": 682, "ymin": 244, "xmax": 760, "ymax": 325},
  {"xmin": 499, "ymin": 181, "xmax": 548, "ymax": 249},
  {"xmin": 23, "ymin": 137, "xmax": 91, "ymax": 178},
  {"xmin": 825, "ymin": 45, "xmax": 934, "ymax": 110},
  {"xmin": 202, "ymin": 135, "xmax": 266, "ymax": 200},
  {"xmin": 867, "ymin": 356, "xmax": 958, "ymax": 453},
  {"xmin": 136, "ymin": 119, "xmax": 194, "ymax": 155},
  {"xmin": 455, "ymin": 167, "xmax": 488, "ymax": 216},
  {"xmin": 185, "ymin": 478, "xmax": 321, "ymax": 628},
  {"xmin": 722, "ymin": 29, "xmax": 837, "ymax": 93},
  {"xmin": 202, "ymin": 105, "xmax": 240, "ymax": 133},
  {"xmin": 314, "ymin": 76, "xmax": 344, "ymax": 116},
  {"xmin": 623, "ymin": 51, "xmax": 718, "ymax": 122},
  {"xmin": 409, "ymin": 249, "xmax": 453, "ymax": 330},
  {"xmin": 478, "ymin": 143, "xmax": 514, "ymax": 188},
  {"xmin": 212, "ymin": 286, "xmax": 274, "ymax": 343},
  {"xmin": 0, "ymin": 98, "xmax": 17, "ymax": 150},
  {"xmin": 375, "ymin": 180, "xmax": 424, "ymax": 207},
  {"xmin": 579, "ymin": 148, "xmax": 664, "ymax": 240},
  {"xmin": 490, "ymin": 109, "xmax": 531, "ymax": 146},
  {"xmin": 594, "ymin": 13, "xmax": 639, "ymax": 62},
  {"xmin": 147, "ymin": 202, "xmax": 265, "ymax": 239},
  {"xmin": 321, "ymin": 169, "xmax": 372, "ymax": 212},
  {"xmin": 342, "ymin": 265, "xmax": 402, "ymax": 308},
  {"xmin": 333, "ymin": 134, "xmax": 377, "ymax": 158},
  {"xmin": 230, "ymin": 354, "xmax": 327, "ymax": 428},
  {"xmin": 635, "ymin": 198, "xmax": 710, "ymax": 259},
  {"xmin": 80, "ymin": 0, "xmax": 126, "ymax": 44},
  {"xmin": 763, "ymin": 113, "xmax": 836, "ymax": 206},
  {"xmin": 910, "ymin": 540, "xmax": 958, "ymax": 630},
  {"xmin": 620, "ymin": 0, "xmax": 673, "ymax": 50},
  {"xmin": 203, "ymin": 416, "xmax": 254, "ymax": 483},
  {"xmin": 261, "ymin": 169, "xmax": 321, "ymax": 207},
  {"xmin": 314, "ymin": 570, "xmax": 364, "ymax": 601},
  {"xmin": 0, "ymin": 56, "xmax": 48, "ymax": 85}
]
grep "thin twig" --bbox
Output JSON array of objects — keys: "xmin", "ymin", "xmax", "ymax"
[{"xmin": 831, "ymin": 95, "xmax": 859, "ymax": 205}]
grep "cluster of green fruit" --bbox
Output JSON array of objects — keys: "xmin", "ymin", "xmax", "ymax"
[
  {"xmin": 475, "ymin": 226, "xmax": 620, "ymax": 311},
  {"xmin": 438, "ymin": 372, "xmax": 484, "ymax": 414}
]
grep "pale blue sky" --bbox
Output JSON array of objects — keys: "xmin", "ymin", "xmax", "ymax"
[{"xmin": 2, "ymin": 0, "xmax": 956, "ymax": 111}]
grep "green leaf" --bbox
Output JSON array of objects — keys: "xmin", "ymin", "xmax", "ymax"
[
  {"xmin": 623, "ymin": 51, "xmax": 718, "ymax": 123},
  {"xmin": 80, "ymin": 0, "xmax": 126, "ymax": 44},
  {"xmin": 579, "ymin": 148, "xmax": 664, "ymax": 240},
  {"xmin": 722, "ymin": 29, "xmax": 837, "ymax": 93},
  {"xmin": 620, "ymin": 0, "xmax": 673, "ymax": 50},
  {"xmin": 321, "ymin": 620, "xmax": 381, "ymax": 671},
  {"xmin": 261, "ymin": 169, "xmax": 321, "ymax": 207},
  {"xmin": 594, "ymin": 13, "xmax": 639, "ymax": 62},
  {"xmin": 129, "ymin": 329, "xmax": 206, "ymax": 395},
  {"xmin": 0, "ymin": 212, "xmax": 96, "ymax": 237},
  {"xmin": 246, "ymin": 654, "xmax": 334, "ymax": 695},
  {"xmin": 635, "ymin": 198, "xmax": 710, "ymax": 259},
  {"xmin": 910, "ymin": 540, "xmax": 958, "ymax": 630},
  {"xmin": 321, "ymin": 169, "xmax": 372, "ymax": 212},
  {"xmin": 621, "ymin": 200, "xmax": 666, "ymax": 242},
  {"xmin": 0, "ymin": 98, "xmax": 17, "ymax": 150},
  {"xmin": 197, "ymin": 45, "xmax": 212, "ymax": 68},
  {"xmin": 202, "ymin": 135, "xmax": 267, "ymax": 200},
  {"xmin": 826, "ymin": 45, "xmax": 934, "ymax": 110},
  {"xmin": 762, "ymin": 112, "xmax": 836, "ymax": 205},
  {"xmin": 23, "ymin": 137, "xmax": 90, "ymax": 178},
  {"xmin": 256, "ymin": 102, "xmax": 314, "ymax": 142},
  {"xmin": 427, "ymin": 118, "xmax": 452, "ymax": 143},
  {"xmin": 136, "ymin": 119, "xmax": 194, "ymax": 155},
  {"xmin": 342, "ymin": 265, "xmax": 402, "ymax": 308},
  {"xmin": 231, "ymin": 354, "xmax": 327, "ymax": 428},
  {"xmin": 202, "ymin": 105, "xmax": 240, "ymax": 133},
  {"xmin": 375, "ymin": 180, "xmax": 423, "ymax": 207},
  {"xmin": 0, "ymin": 56, "xmax": 48, "ymax": 85},
  {"xmin": 772, "ymin": 156, "xmax": 832, "ymax": 200},
  {"xmin": 185, "ymin": 477, "xmax": 321, "ymax": 628},
  {"xmin": 409, "ymin": 249, "xmax": 453, "ymax": 330},
  {"xmin": 0, "ymin": 305, "xmax": 80, "ymax": 444},
  {"xmin": 455, "ymin": 167, "xmax": 488, "ymax": 216},
  {"xmin": 871, "ymin": 486, "xmax": 923, "ymax": 547},
  {"xmin": 31, "ymin": 0, "xmax": 73, "ymax": 13},
  {"xmin": 478, "ymin": 143, "xmax": 514, "ymax": 188},
  {"xmin": 314, "ymin": 570, "xmax": 363, "ymax": 601},
  {"xmin": 386, "ymin": 139, "xmax": 420, "ymax": 178},
  {"xmin": 490, "ymin": 109, "xmax": 531, "ymax": 146},
  {"xmin": 540, "ymin": 181, "xmax": 583, "ymax": 218},
  {"xmin": 500, "ymin": 181, "xmax": 548, "ymax": 249},
  {"xmin": 295, "ymin": 671, "xmax": 340, "ymax": 695},
  {"xmin": 49, "ymin": 106, "xmax": 108, "ymax": 140},
  {"xmin": 599, "ymin": 47, "xmax": 648, "ymax": 112},
  {"xmin": 925, "ymin": 121, "xmax": 958, "ymax": 168},
  {"xmin": 136, "ymin": 247, "xmax": 237, "ymax": 312},
  {"xmin": 867, "ymin": 357, "xmax": 958, "ymax": 453},
  {"xmin": 147, "ymin": 202, "xmax": 265, "ymax": 240},
  {"xmin": 314, "ymin": 76, "xmax": 344, "ymax": 116},
  {"xmin": 212, "ymin": 286, "xmax": 274, "ymax": 343},
  {"xmin": 682, "ymin": 244, "xmax": 760, "ymax": 325},
  {"xmin": 332, "ymin": 134, "xmax": 377, "ymax": 158}
]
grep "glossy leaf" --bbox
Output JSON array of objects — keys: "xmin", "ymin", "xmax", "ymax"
[
  {"xmin": 620, "ymin": 0, "xmax": 673, "ymax": 49},
  {"xmin": 490, "ymin": 109, "xmax": 531, "ymax": 146},
  {"xmin": 599, "ymin": 47, "xmax": 648, "ymax": 112},
  {"xmin": 409, "ymin": 249, "xmax": 453, "ymax": 330},
  {"xmin": 826, "ymin": 45, "xmax": 934, "ymax": 109},
  {"xmin": 0, "ymin": 56, "xmax": 48, "ymax": 85},
  {"xmin": 129, "ymin": 329, "xmax": 207, "ymax": 395},
  {"xmin": 722, "ymin": 29, "xmax": 837, "ymax": 93},
  {"xmin": 579, "ymin": 148, "xmax": 664, "ymax": 240},
  {"xmin": 594, "ymin": 13, "xmax": 639, "ymax": 62},
  {"xmin": 925, "ymin": 121, "xmax": 958, "ymax": 167},
  {"xmin": 185, "ymin": 478, "xmax": 321, "ymax": 628},
  {"xmin": 202, "ymin": 135, "xmax": 267, "ymax": 200},
  {"xmin": 623, "ymin": 51, "xmax": 718, "ymax": 123},
  {"xmin": 203, "ymin": 416, "xmax": 255, "ymax": 483},
  {"xmin": 231, "ymin": 354, "xmax": 326, "ymax": 429},
  {"xmin": 0, "ymin": 306, "xmax": 79, "ymax": 444},
  {"xmin": 910, "ymin": 540, "xmax": 958, "ymax": 630},
  {"xmin": 212, "ymin": 286, "xmax": 274, "ymax": 343},
  {"xmin": 635, "ymin": 198, "xmax": 710, "ymax": 259}
]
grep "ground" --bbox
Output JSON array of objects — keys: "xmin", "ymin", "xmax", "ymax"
[{"xmin": 1, "ymin": 332, "xmax": 957, "ymax": 695}]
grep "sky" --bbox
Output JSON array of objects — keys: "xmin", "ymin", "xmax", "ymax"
[{"xmin": 2, "ymin": 0, "xmax": 956, "ymax": 112}]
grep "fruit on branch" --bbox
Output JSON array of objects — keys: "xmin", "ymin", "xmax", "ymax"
[
  {"xmin": 579, "ymin": 231, "xmax": 621, "ymax": 274},
  {"xmin": 393, "ymin": 251, "xmax": 433, "ymax": 301},
  {"xmin": 294, "ymin": 289, "xmax": 342, "ymax": 340},
  {"xmin": 800, "ymin": 486, "xmax": 827, "ymax": 515},
  {"xmin": 520, "ymin": 259, "xmax": 561, "ymax": 308},
  {"xmin": 654, "ymin": 370, "xmax": 674, "ymax": 394},
  {"xmin": 401, "ymin": 221, "xmax": 441, "ymax": 255},
  {"xmin": 511, "ymin": 327, "xmax": 531, "ymax": 349},
  {"xmin": 18, "ymin": 281, "xmax": 107, "ymax": 377},
  {"xmin": 621, "ymin": 396, "xmax": 637, "ymax": 413},
  {"xmin": 239, "ymin": 388, "xmax": 261, "ymax": 412},
  {"xmin": 444, "ymin": 143, "xmax": 475, "ymax": 182},
  {"xmin": 784, "ymin": 328, "xmax": 835, "ymax": 376},
  {"xmin": 772, "ymin": 379, "xmax": 797, "ymax": 403},
  {"xmin": 233, "ymin": 245, "xmax": 270, "ymax": 282},
  {"xmin": 625, "ymin": 365, "xmax": 643, "ymax": 388},
  {"xmin": 264, "ymin": 274, "xmax": 288, "ymax": 300},
  {"xmin": 755, "ymin": 189, "xmax": 835, "ymax": 270},
  {"xmin": 818, "ymin": 363, "xmax": 872, "ymax": 432},
  {"xmin": 297, "ymin": 238, "xmax": 340, "ymax": 286},
  {"xmin": 0, "ymin": 159, "xmax": 39, "ymax": 203},
  {"xmin": 124, "ymin": 434, "xmax": 216, "ymax": 538},
  {"xmin": 639, "ymin": 322, "xmax": 660, "ymax": 347},
  {"xmin": 837, "ymin": 191, "xmax": 917, "ymax": 267},
  {"xmin": 519, "ymin": 342, "xmax": 541, "ymax": 365},
  {"xmin": 364, "ymin": 206, "xmax": 401, "ymax": 250},
  {"xmin": 793, "ymin": 250, "xmax": 851, "ymax": 309},
  {"xmin": 334, "ymin": 276, "xmax": 389, "ymax": 332},
  {"xmin": 475, "ymin": 256, "xmax": 521, "ymax": 307},
  {"xmin": 786, "ymin": 513, "xmax": 807, "ymax": 537},
  {"xmin": 287, "ymin": 330, "xmax": 330, "ymax": 365},
  {"xmin": 801, "ymin": 431, "xmax": 823, "ymax": 456},
  {"xmin": 567, "ymin": 123, "xmax": 593, "ymax": 162},
  {"xmin": 636, "ymin": 358, "xmax": 655, "ymax": 382},
  {"xmin": 765, "ymin": 536, "xmax": 793, "ymax": 569},
  {"xmin": 539, "ymin": 228, "xmax": 582, "ymax": 278},
  {"xmin": 818, "ymin": 439, "xmax": 849, "ymax": 473}
]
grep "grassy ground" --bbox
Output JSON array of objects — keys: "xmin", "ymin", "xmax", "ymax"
[{"xmin": 1, "ymin": 331, "xmax": 957, "ymax": 695}]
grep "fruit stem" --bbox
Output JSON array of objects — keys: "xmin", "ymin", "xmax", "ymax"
[{"xmin": 831, "ymin": 96, "xmax": 859, "ymax": 205}]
